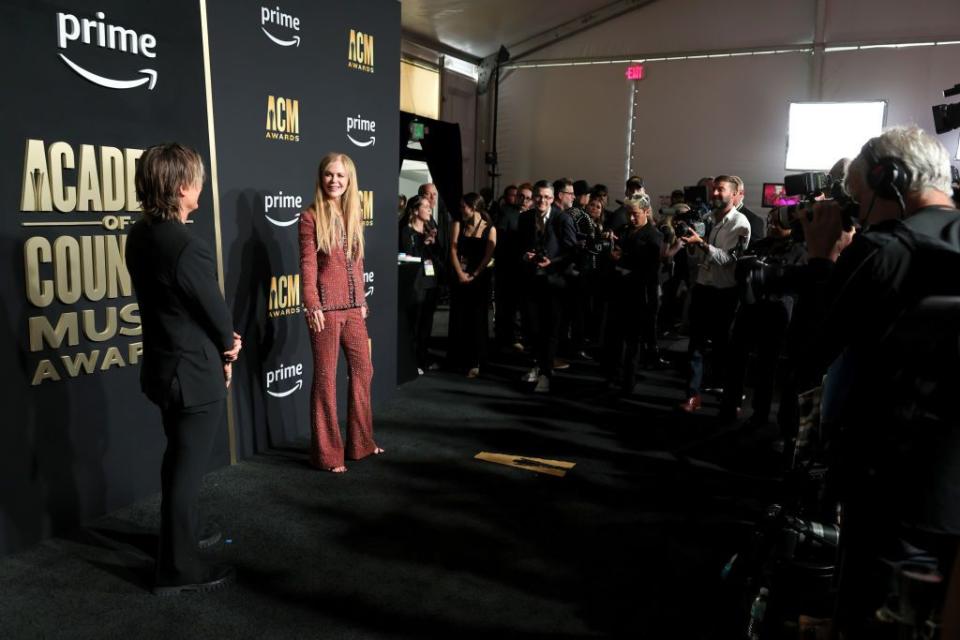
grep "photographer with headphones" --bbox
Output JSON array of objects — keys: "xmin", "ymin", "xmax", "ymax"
[{"xmin": 798, "ymin": 125, "xmax": 960, "ymax": 638}]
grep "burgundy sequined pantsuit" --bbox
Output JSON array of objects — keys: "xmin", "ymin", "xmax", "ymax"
[
  {"xmin": 299, "ymin": 208, "xmax": 376, "ymax": 469},
  {"xmin": 307, "ymin": 307, "xmax": 375, "ymax": 468}
]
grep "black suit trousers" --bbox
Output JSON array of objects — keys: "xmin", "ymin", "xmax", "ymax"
[{"xmin": 156, "ymin": 391, "xmax": 224, "ymax": 585}]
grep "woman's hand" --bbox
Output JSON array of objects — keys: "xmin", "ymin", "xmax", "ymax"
[
  {"xmin": 306, "ymin": 308, "xmax": 325, "ymax": 332},
  {"xmin": 361, "ymin": 305, "xmax": 369, "ymax": 320},
  {"xmin": 458, "ymin": 272, "xmax": 474, "ymax": 284}
]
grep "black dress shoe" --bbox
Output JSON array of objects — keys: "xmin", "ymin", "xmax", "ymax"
[
  {"xmin": 198, "ymin": 529, "xmax": 222, "ymax": 550},
  {"xmin": 152, "ymin": 564, "xmax": 235, "ymax": 596}
]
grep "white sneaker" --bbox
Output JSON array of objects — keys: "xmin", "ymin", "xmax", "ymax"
[
  {"xmin": 522, "ymin": 367, "xmax": 539, "ymax": 383},
  {"xmin": 534, "ymin": 374, "xmax": 550, "ymax": 393}
]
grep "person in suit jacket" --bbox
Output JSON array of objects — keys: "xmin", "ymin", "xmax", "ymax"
[
  {"xmin": 518, "ymin": 180, "xmax": 578, "ymax": 393},
  {"xmin": 299, "ymin": 153, "xmax": 382, "ymax": 473},
  {"xmin": 126, "ymin": 143, "xmax": 241, "ymax": 595}
]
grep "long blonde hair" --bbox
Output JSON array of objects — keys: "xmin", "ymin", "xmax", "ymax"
[{"xmin": 310, "ymin": 152, "xmax": 365, "ymax": 259}]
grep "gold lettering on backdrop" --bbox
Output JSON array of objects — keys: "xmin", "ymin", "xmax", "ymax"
[
  {"xmin": 20, "ymin": 140, "xmax": 143, "ymax": 213},
  {"xmin": 118, "ymin": 303, "xmax": 141, "ymax": 336},
  {"xmin": 32, "ymin": 360, "xmax": 61, "ymax": 385},
  {"xmin": 347, "ymin": 29, "xmax": 374, "ymax": 73},
  {"xmin": 24, "ymin": 235, "xmax": 131, "ymax": 307},
  {"xmin": 359, "ymin": 190, "xmax": 374, "ymax": 226},
  {"xmin": 20, "ymin": 138, "xmax": 148, "ymax": 385},
  {"xmin": 268, "ymin": 274, "xmax": 301, "ymax": 317},
  {"xmin": 29, "ymin": 341, "xmax": 143, "ymax": 385},
  {"xmin": 100, "ymin": 345, "xmax": 124, "ymax": 370},
  {"xmin": 24, "ymin": 236, "xmax": 54, "ymax": 306},
  {"xmin": 76, "ymin": 144, "xmax": 102, "ymax": 211},
  {"xmin": 265, "ymin": 96, "xmax": 300, "ymax": 142},
  {"xmin": 21, "ymin": 139, "xmax": 53, "ymax": 211},
  {"xmin": 61, "ymin": 350, "xmax": 99, "ymax": 377},
  {"xmin": 29, "ymin": 313, "xmax": 80, "ymax": 352},
  {"xmin": 49, "ymin": 141, "xmax": 76, "ymax": 212},
  {"xmin": 99, "ymin": 146, "xmax": 125, "ymax": 211}
]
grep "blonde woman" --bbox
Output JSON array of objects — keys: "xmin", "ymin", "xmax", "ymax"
[{"xmin": 299, "ymin": 152, "xmax": 382, "ymax": 473}]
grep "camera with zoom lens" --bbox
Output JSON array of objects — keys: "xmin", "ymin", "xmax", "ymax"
[{"xmin": 769, "ymin": 172, "xmax": 859, "ymax": 236}]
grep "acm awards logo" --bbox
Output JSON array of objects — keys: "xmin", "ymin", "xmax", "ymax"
[
  {"xmin": 265, "ymin": 362, "xmax": 303, "ymax": 398},
  {"xmin": 56, "ymin": 11, "xmax": 158, "ymax": 90},
  {"xmin": 265, "ymin": 95, "xmax": 300, "ymax": 142},
  {"xmin": 347, "ymin": 29, "xmax": 374, "ymax": 74},
  {"xmin": 268, "ymin": 274, "xmax": 301, "ymax": 319},
  {"xmin": 264, "ymin": 191, "xmax": 302, "ymax": 227},
  {"xmin": 359, "ymin": 190, "xmax": 374, "ymax": 227},
  {"xmin": 260, "ymin": 5, "xmax": 301, "ymax": 47},
  {"xmin": 347, "ymin": 114, "xmax": 376, "ymax": 148}
]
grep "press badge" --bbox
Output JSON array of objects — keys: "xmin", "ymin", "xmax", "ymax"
[{"xmin": 423, "ymin": 260, "xmax": 435, "ymax": 277}]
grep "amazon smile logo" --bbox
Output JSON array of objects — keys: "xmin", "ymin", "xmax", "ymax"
[
  {"xmin": 265, "ymin": 362, "xmax": 304, "ymax": 398},
  {"xmin": 263, "ymin": 190, "xmax": 302, "ymax": 227},
  {"xmin": 56, "ymin": 11, "xmax": 158, "ymax": 91},
  {"xmin": 261, "ymin": 6, "xmax": 301, "ymax": 47},
  {"xmin": 346, "ymin": 114, "xmax": 376, "ymax": 148}
]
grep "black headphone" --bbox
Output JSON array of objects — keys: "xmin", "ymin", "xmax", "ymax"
[{"xmin": 861, "ymin": 139, "xmax": 912, "ymax": 201}]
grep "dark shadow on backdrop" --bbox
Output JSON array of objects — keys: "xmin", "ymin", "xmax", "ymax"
[{"xmin": 226, "ymin": 189, "xmax": 282, "ymax": 456}]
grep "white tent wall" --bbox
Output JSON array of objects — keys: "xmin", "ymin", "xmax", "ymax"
[
  {"xmin": 821, "ymin": 46, "xmax": 960, "ymax": 160},
  {"xmin": 497, "ymin": 63, "xmax": 633, "ymax": 196},
  {"xmin": 629, "ymin": 53, "xmax": 813, "ymax": 212},
  {"xmin": 493, "ymin": 0, "xmax": 960, "ymax": 212}
]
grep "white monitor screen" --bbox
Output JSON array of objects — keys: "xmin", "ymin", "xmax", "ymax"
[{"xmin": 785, "ymin": 101, "xmax": 887, "ymax": 171}]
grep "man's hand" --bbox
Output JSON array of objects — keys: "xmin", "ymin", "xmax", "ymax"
[
  {"xmin": 802, "ymin": 201, "xmax": 855, "ymax": 262},
  {"xmin": 361, "ymin": 305, "xmax": 369, "ymax": 320},
  {"xmin": 536, "ymin": 256, "xmax": 552, "ymax": 269},
  {"xmin": 524, "ymin": 251, "xmax": 536, "ymax": 262},
  {"xmin": 223, "ymin": 362, "xmax": 233, "ymax": 388},
  {"xmin": 306, "ymin": 308, "xmax": 325, "ymax": 332},
  {"xmin": 681, "ymin": 229, "xmax": 704, "ymax": 245},
  {"xmin": 223, "ymin": 332, "xmax": 242, "ymax": 362},
  {"xmin": 457, "ymin": 271, "xmax": 474, "ymax": 284}
]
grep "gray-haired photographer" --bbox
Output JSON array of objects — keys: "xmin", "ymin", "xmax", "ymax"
[{"xmin": 793, "ymin": 125, "xmax": 960, "ymax": 638}]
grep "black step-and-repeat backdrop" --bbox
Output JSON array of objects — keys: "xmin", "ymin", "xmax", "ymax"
[
  {"xmin": 206, "ymin": 0, "xmax": 399, "ymax": 457},
  {"xmin": 0, "ymin": 0, "xmax": 399, "ymax": 557}
]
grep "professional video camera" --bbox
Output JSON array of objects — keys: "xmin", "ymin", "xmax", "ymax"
[
  {"xmin": 769, "ymin": 171, "xmax": 859, "ymax": 237},
  {"xmin": 932, "ymin": 83, "xmax": 960, "ymax": 134}
]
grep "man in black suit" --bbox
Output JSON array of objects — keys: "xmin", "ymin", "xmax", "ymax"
[
  {"xmin": 518, "ymin": 180, "xmax": 578, "ymax": 393},
  {"xmin": 126, "ymin": 143, "xmax": 241, "ymax": 595}
]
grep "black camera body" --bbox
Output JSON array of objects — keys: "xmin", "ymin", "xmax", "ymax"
[{"xmin": 772, "ymin": 172, "xmax": 859, "ymax": 238}]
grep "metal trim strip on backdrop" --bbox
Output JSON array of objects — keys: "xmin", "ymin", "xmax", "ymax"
[{"xmin": 199, "ymin": 0, "xmax": 238, "ymax": 465}]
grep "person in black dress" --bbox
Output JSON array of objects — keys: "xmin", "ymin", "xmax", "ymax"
[
  {"xmin": 399, "ymin": 195, "xmax": 440, "ymax": 372},
  {"xmin": 448, "ymin": 192, "xmax": 497, "ymax": 377}
]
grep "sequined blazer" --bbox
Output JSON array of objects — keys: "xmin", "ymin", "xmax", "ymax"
[{"xmin": 298, "ymin": 209, "xmax": 366, "ymax": 313}]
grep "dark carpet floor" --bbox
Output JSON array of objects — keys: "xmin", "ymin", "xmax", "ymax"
[{"xmin": 0, "ymin": 341, "xmax": 786, "ymax": 639}]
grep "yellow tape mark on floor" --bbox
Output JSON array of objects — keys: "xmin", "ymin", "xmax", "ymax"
[{"xmin": 475, "ymin": 452, "xmax": 575, "ymax": 477}]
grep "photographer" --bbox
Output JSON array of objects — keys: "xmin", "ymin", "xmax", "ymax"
[
  {"xmin": 518, "ymin": 180, "xmax": 578, "ymax": 393},
  {"xmin": 678, "ymin": 175, "xmax": 751, "ymax": 413},
  {"xmin": 603, "ymin": 194, "xmax": 663, "ymax": 392},
  {"xmin": 722, "ymin": 209, "xmax": 806, "ymax": 425},
  {"xmin": 796, "ymin": 126, "xmax": 960, "ymax": 637}
]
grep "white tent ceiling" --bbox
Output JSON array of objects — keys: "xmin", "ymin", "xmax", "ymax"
[{"xmin": 401, "ymin": 0, "xmax": 617, "ymax": 60}]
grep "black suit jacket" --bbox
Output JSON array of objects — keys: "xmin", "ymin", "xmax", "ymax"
[
  {"xmin": 518, "ymin": 208, "xmax": 578, "ymax": 280},
  {"xmin": 126, "ymin": 218, "xmax": 234, "ymax": 409}
]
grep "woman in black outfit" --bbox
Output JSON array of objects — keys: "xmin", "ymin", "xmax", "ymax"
[
  {"xmin": 448, "ymin": 192, "xmax": 497, "ymax": 377},
  {"xmin": 399, "ymin": 195, "xmax": 439, "ymax": 372},
  {"xmin": 604, "ymin": 193, "xmax": 663, "ymax": 392}
]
